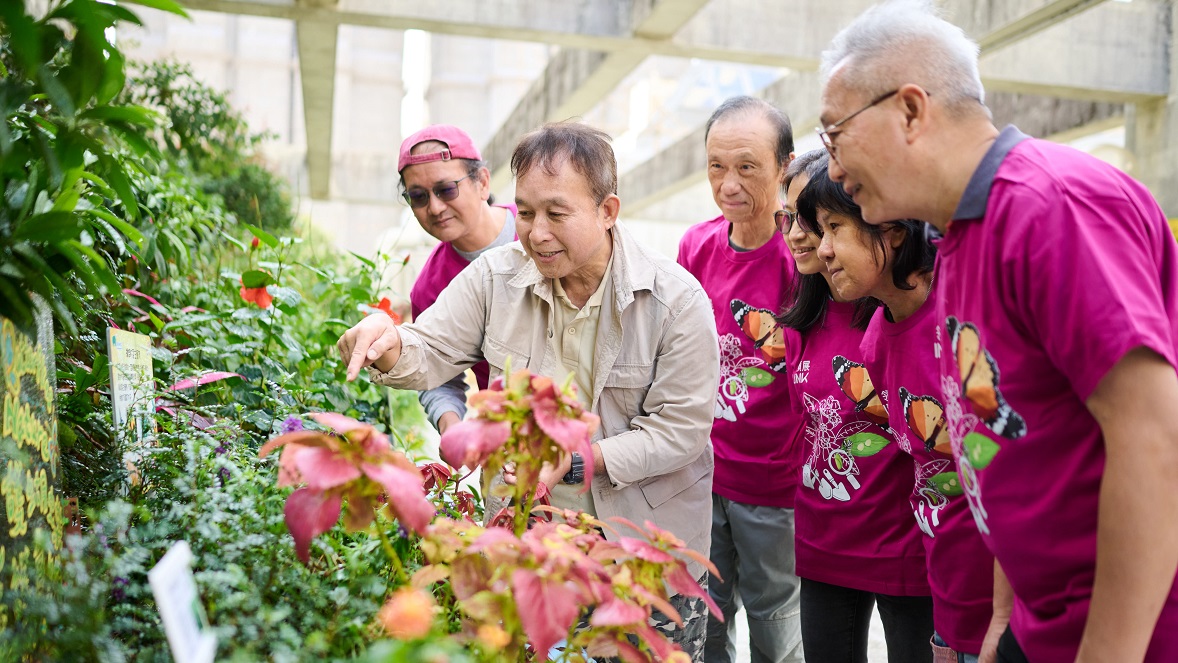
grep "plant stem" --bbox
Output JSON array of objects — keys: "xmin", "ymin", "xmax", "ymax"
[{"xmin": 375, "ymin": 521, "xmax": 408, "ymax": 585}]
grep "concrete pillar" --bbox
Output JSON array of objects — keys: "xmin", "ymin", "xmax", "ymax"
[{"xmin": 1128, "ymin": 1, "xmax": 1178, "ymax": 217}]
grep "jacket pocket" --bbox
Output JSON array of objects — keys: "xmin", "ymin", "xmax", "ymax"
[
  {"xmin": 483, "ymin": 335, "xmax": 531, "ymax": 373},
  {"xmin": 598, "ymin": 362, "xmax": 653, "ymax": 431},
  {"xmin": 638, "ymin": 452, "xmax": 713, "ymax": 510}
]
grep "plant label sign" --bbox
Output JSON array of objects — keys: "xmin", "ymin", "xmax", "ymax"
[
  {"xmin": 106, "ymin": 328, "xmax": 154, "ymax": 445},
  {"xmin": 148, "ymin": 541, "xmax": 216, "ymax": 663}
]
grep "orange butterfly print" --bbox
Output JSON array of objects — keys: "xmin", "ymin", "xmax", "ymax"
[
  {"xmin": 831, "ymin": 355, "xmax": 890, "ymax": 430},
  {"xmin": 947, "ymin": 317, "xmax": 1026, "ymax": 439},
  {"xmin": 731, "ymin": 299, "xmax": 788, "ymax": 372},
  {"xmin": 898, "ymin": 387, "xmax": 952, "ymax": 454}
]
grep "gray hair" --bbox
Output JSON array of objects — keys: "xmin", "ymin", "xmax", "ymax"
[
  {"xmin": 820, "ymin": 0, "xmax": 985, "ymax": 113},
  {"xmin": 705, "ymin": 96, "xmax": 794, "ymax": 167},
  {"xmin": 784, "ymin": 149, "xmax": 827, "ymax": 190}
]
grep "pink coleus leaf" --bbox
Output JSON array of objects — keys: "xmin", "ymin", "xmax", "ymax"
[
  {"xmin": 439, "ymin": 419, "xmax": 511, "ymax": 469},
  {"xmin": 666, "ymin": 563, "xmax": 723, "ymax": 619},
  {"xmin": 122, "ymin": 288, "xmax": 163, "ymax": 308},
  {"xmin": 308, "ymin": 412, "xmax": 369, "ymax": 435},
  {"xmin": 166, "ymin": 371, "xmax": 243, "ymax": 391},
  {"xmin": 361, "ymin": 462, "xmax": 435, "ymax": 534},
  {"xmin": 531, "ymin": 386, "xmax": 590, "ymax": 452},
  {"xmin": 589, "ymin": 597, "xmax": 648, "ymax": 628},
  {"xmin": 284, "ymin": 487, "xmax": 342, "ymax": 563},
  {"xmin": 295, "ymin": 446, "xmax": 362, "ymax": 490},
  {"xmin": 618, "ymin": 537, "xmax": 674, "ymax": 564},
  {"xmin": 511, "ymin": 568, "xmax": 581, "ymax": 656}
]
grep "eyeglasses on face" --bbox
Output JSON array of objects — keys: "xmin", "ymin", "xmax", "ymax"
[
  {"xmin": 815, "ymin": 89, "xmax": 899, "ymax": 161},
  {"xmin": 775, "ymin": 208, "xmax": 823, "ymax": 237},
  {"xmin": 403, "ymin": 174, "xmax": 474, "ymax": 209},
  {"xmin": 774, "ymin": 209, "xmax": 799, "ymax": 234}
]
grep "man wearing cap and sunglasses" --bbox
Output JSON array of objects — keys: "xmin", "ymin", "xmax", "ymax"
[{"xmin": 398, "ymin": 125, "xmax": 518, "ymax": 434}]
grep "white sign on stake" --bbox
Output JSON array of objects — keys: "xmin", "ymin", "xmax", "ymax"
[
  {"xmin": 106, "ymin": 327, "xmax": 154, "ymax": 445},
  {"xmin": 148, "ymin": 541, "xmax": 217, "ymax": 663}
]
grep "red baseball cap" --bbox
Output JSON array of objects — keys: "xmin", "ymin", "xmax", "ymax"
[{"xmin": 398, "ymin": 124, "xmax": 482, "ymax": 172}]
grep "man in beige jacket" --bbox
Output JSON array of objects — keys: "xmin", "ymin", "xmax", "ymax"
[{"xmin": 338, "ymin": 121, "xmax": 719, "ymax": 659}]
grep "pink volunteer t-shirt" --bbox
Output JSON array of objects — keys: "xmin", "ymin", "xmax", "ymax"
[
  {"xmin": 861, "ymin": 299, "xmax": 994, "ymax": 654},
  {"xmin": 935, "ymin": 126, "xmax": 1178, "ymax": 662},
  {"xmin": 409, "ymin": 204, "xmax": 518, "ymax": 391},
  {"xmin": 677, "ymin": 215, "xmax": 806, "ymax": 507},
  {"xmin": 788, "ymin": 300, "xmax": 929, "ymax": 596}
]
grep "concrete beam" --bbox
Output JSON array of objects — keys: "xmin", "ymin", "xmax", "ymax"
[
  {"xmin": 296, "ymin": 18, "xmax": 338, "ymax": 199},
  {"xmin": 979, "ymin": 0, "xmax": 1170, "ymax": 103},
  {"xmin": 988, "ymin": 91, "xmax": 1123, "ymax": 141},
  {"xmin": 942, "ymin": 0, "xmax": 1106, "ymax": 52},
  {"xmin": 483, "ymin": 0, "xmax": 711, "ymax": 189},
  {"xmin": 182, "ymin": 0, "xmax": 638, "ymax": 51},
  {"xmin": 1128, "ymin": 0, "xmax": 1178, "ymax": 217}
]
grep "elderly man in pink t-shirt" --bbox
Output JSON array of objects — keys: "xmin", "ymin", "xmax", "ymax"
[{"xmin": 815, "ymin": 2, "xmax": 1178, "ymax": 663}]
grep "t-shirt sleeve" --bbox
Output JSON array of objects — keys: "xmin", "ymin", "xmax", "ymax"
[{"xmin": 1000, "ymin": 180, "xmax": 1178, "ymax": 402}]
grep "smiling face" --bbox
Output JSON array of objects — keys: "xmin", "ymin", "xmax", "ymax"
[
  {"xmin": 783, "ymin": 173, "xmax": 824, "ymax": 275},
  {"xmin": 819, "ymin": 69, "xmax": 907, "ymax": 225},
  {"xmin": 705, "ymin": 110, "xmax": 787, "ymax": 231},
  {"xmin": 515, "ymin": 156, "xmax": 617, "ymax": 292},
  {"xmin": 815, "ymin": 208, "xmax": 894, "ymax": 301},
  {"xmin": 400, "ymin": 143, "xmax": 492, "ymax": 252}
]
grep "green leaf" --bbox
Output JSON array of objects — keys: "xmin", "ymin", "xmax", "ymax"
[
  {"xmin": 78, "ymin": 105, "xmax": 158, "ymax": 125},
  {"xmin": 241, "ymin": 222, "xmax": 278, "ymax": 248},
  {"xmin": 348, "ymin": 251, "xmax": 376, "ymax": 269},
  {"xmin": 928, "ymin": 471, "xmax": 964, "ymax": 497},
  {"xmin": 740, "ymin": 366, "xmax": 775, "ymax": 388},
  {"xmin": 845, "ymin": 432, "xmax": 891, "ymax": 457},
  {"xmin": 13, "ymin": 212, "xmax": 84, "ymax": 242},
  {"xmin": 91, "ymin": 209, "xmax": 145, "ymax": 247},
  {"xmin": 270, "ymin": 286, "xmax": 301, "ymax": 308},
  {"xmin": 220, "ymin": 232, "xmax": 249, "ymax": 252},
  {"xmin": 963, "ymin": 432, "xmax": 1001, "ymax": 470},
  {"xmin": 98, "ymin": 153, "xmax": 139, "ymax": 221},
  {"xmin": 119, "ymin": 0, "xmax": 190, "ymax": 18},
  {"xmin": 241, "ymin": 269, "xmax": 274, "ymax": 289}
]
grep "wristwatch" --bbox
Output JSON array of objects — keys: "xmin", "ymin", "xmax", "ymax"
[{"xmin": 561, "ymin": 452, "xmax": 584, "ymax": 485}]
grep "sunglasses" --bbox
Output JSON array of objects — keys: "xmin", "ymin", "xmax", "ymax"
[
  {"xmin": 775, "ymin": 208, "xmax": 823, "ymax": 237},
  {"xmin": 402, "ymin": 174, "xmax": 473, "ymax": 209}
]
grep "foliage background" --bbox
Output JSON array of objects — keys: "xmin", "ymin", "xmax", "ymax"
[{"xmin": 1, "ymin": 1, "xmax": 435, "ymax": 659}]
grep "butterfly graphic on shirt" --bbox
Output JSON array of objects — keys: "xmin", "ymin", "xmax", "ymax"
[
  {"xmin": 947, "ymin": 317, "xmax": 1027, "ymax": 439},
  {"xmin": 731, "ymin": 299, "xmax": 788, "ymax": 373},
  {"xmin": 898, "ymin": 387, "xmax": 952, "ymax": 455},
  {"xmin": 831, "ymin": 355, "xmax": 890, "ymax": 430}
]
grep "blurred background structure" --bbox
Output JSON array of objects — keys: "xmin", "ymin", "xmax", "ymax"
[{"xmin": 121, "ymin": 0, "xmax": 1175, "ymax": 299}]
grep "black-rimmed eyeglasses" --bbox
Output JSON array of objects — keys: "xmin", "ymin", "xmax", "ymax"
[
  {"xmin": 403, "ymin": 174, "xmax": 473, "ymax": 208},
  {"xmin": 816, "ymin": 89, "xmax": 899, "ymax": 162},
  {"xmin": 775, "ymin": 208, "xmax": 824, "ymax": 238},
  {"xmin": 774, "ymin": 209, "xmax": 799, "ymax": 234}
]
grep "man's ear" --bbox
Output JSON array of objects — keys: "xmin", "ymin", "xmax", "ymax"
[
  {"xmin": 601, "ymin": 194, "xmax": 621, "ymax": 229},
  {"xmin": 898, "ymin": 83, "xmax": 931, "ymax": 142},
  {"xmin": 476, "ymin": 166, "xmax": 492, "ymax": 200}
]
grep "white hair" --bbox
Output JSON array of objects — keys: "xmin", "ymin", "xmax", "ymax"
[{"xmin": 820, "ymin": 0, "xmax": 985, "ymax": 111}]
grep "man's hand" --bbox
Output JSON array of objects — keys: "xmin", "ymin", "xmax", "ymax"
[
  {"xmin": 337, "ymin": 314, "xmax": 403, "ymax": 381},
  {"xmin": 437, "ymin": 411, "xmax": 461, "ymax": 435},
  {"xmin": 504, "ymin": 454, "xmax": 573, "ymax": 490},
  {"xmin": 979, "ymin": 560, "xmax": 1013, "ymax": 663}
]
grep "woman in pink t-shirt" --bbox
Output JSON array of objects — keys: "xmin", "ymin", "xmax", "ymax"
[
  {"xmin": 778, "ymin": 151, "xmax": 934, "ymax": 663},
  {"xmin": 799, "ymin": 156, "xmax": 1001, "ymax": 663}
]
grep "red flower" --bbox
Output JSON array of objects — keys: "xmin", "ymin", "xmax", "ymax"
[
  {"xmin": 251, "ymin": 236, "xmax": 260, "ymax": 249},
  {"xmin": 369, "ymin": 297, "xmax": 403, "ymax": 324},
  {"xmin": 239, "ymin": 279, "xmax": 273, "ymax": 309}
]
